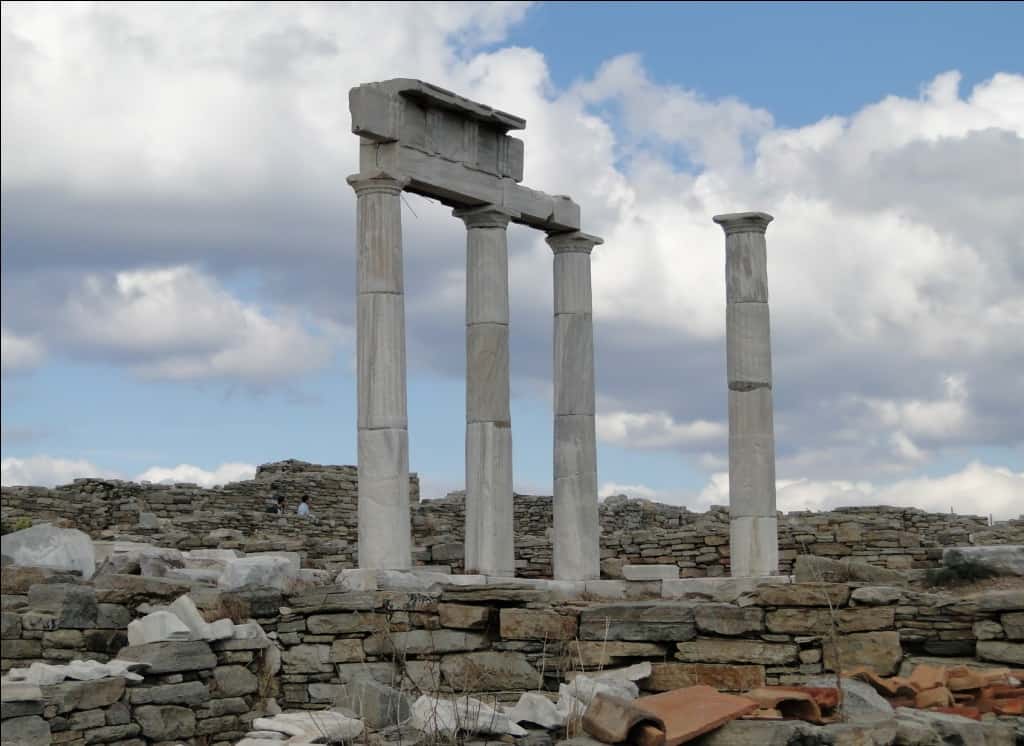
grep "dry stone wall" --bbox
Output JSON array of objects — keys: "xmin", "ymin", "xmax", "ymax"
[{"xmin": 3, "ymin": 461, "xmax": 1021, "ymax": 578}]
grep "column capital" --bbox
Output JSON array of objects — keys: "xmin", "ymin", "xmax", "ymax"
[
  {"xmin": 347, "ymin": 171, "xmax": 409, "ymax": 195},
  {"xmin": 453, "ymin": 204, "xmax": 517, "ymax": 229},
  {"xmin": 713, "ymin": 212, "xmax": 774, "ymax": 235},
  {"xmin": 546, "ymin": 231, "xmax": 603, "ymax": 255}
]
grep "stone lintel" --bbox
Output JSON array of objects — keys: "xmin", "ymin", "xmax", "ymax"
[
  {"xmin": 546, "ymin": 231, "xmax": 604, "ymax": 254},
  {"xmin": 361, "ymin": 141, "xmax": 580, "ymax": 232},
  {"xmin": 713, "ymin": 212, "xmax": 774, "ymax": 235}
]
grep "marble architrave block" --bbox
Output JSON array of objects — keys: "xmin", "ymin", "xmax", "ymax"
[
  {"xmin": 726, "ymin": 302, "xmax": 772, "ymax": 388},
  {"xmin": 729, "ymin": 516, "xmax": 780, "ymax": 577}
]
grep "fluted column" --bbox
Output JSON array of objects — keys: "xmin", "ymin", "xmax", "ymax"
[
  {"xmin": 546, "ymin": 231, "xmax": 603, "ymax": 581},
  {"xmin": 713, "ymin": 211, "xmax": 778, "ymax": 577},
  {"xmin": 454, "ymin": 205, "xmax": 516, "ymax": 577},
  {"xmin": 348, "ymin": 171, "xmax": 412, "ymax": 570}
]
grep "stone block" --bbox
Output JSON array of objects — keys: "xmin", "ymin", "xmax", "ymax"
[
  {"xmin": 1002, "ymin": 611, "xmax": 1024, "ymax": 640},
  {"xmin": 641, "ymin": 662, "xmax": 765, "ymax": 692},
  {"xmin": 213, "ymin": 665, "xmax": 258, "ymax": 696},
  {"xmin": 766, "ymin": 607, "xmax": 894, "ymax": 635},
  {"xmin": 330, "ymin": 638, "xmax": 364, "ymax": 663},
  {"xmin": 363, "ymin": 629, "xmax": 486, "ymax": 656},
  {"xmin": 579, "ymin": 602, "xmax": 696, "ymax": 642},
  {"xmin": 500, "ymin": 608, "xmax": 577, "ymax": 640},
  {"xmin": 976, "ymin": 589, "xmax": 1024, "ymax": 612},
  {"xmin": 675, "ymin": 639, "xmax": 798, "ymax": 665},
  {"xmin": 356, "ymin": 292, "xmax": 408, "ymax": 430},
  {"xmin": 27, "ymin": 584, "xmax": 97, "ymax": 629},
  {"xmin": 823, "ymin": 631, "xmax": 902, "ymax": 675},
  {"xmin": 337, "ymin": 674, "xmax": 411, "ymax": 729},
  {"xmin": 794, "ymin": 556, "xmax": 908, "ymax": 586},
  {"xmin": 1, "ymin": 524, "xmax": 96, "ymax": 580},
  {"xmin": 218, "ymin": 556, "xmax": 296, "ymax": 592},
  {"xmin": 307, "ymin": 612, "xmax": 392, "ymax": 634},
  {"xmin": 127, "ymin": 681, "xmax": 209, "ymax": 706},
  {"xmin": 976, "ymin": 641, "xmax": 1024, "ymax": 666},
  {"xmin": 850, "ymin": 586, "xmax": 903, "ymax": 605},
  {"xmin": 553, "ymin": 251, "xmax": 593, "ymax": 315},
  {"xmin": 438, "ymin": 603, "xmax": 490, "ymax": 630},
  {"xmin": 943, "ymin": 545, "xmax": 1024, "ymax": 577},
  {"xmin": 134, "ymin": 704, "xmax": 196, "ymax": 741},
  {"xmin": 466, "ymin": 323, "xmax": 511, "ymax": 422},
  {"xmin": 440, "ymin": 651, "xmax": 540, "ymax": 691},
  {"xmin": 117, "ymin": 640, "xmax": 216, "ymax": 674},
  {"xmin": 127, "ymin": 610, "xmax": 192, "ymax": 646},
  {"xmin": 465, "ymin": 224, "xmax": 510, "ymax": 325},
  {"xmin": 2, "ymin": 638, "xmax": 42, "ymax": 658},
  {"xmin": 725, "ymin": 231, "xmax": 769, "ymax": 303},
  {"xmin": 42, "ymin": 678, "xmax": 126, "ymax": 713},
  {"xmin": 694, "ymin": 604, "xmax": 764, "ymax": 636},
  {"xmin": 567, "ymin": 640, "xmax": 666, "ymax": 667},
  {"xmin": 757, "ymin": 582, "xmax": 851, "ymax": 607},
  {"xmin": 281, "ymin": 643, "xmax": 333, "ymax": 673},
  {"xmin": 622, "ymin": 565, "xmax": 679, "ymax": 581},
  {"xmin": 0, "ymin": 715, "xmax": 50, "ymax": 745}
]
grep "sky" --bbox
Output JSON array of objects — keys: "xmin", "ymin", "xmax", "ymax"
[{"xmin": 2, "ymin": 1, "xmax": 1023, "ymax": 519}]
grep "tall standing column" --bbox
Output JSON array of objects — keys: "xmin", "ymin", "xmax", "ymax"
[
  {"xmin": 713, "ymin": 212, "xmax": 778, "ymax": 577},
  {"xmin": 546, "ymin": 231, "xmax": 603, "ymax": 581},
  {"xmin": 454, "ymin": 206, "xmax": 516, "ymax": 577},
  {"xmin": 348, "ymin": 171, "xmax": 412, "ymax": 570}
]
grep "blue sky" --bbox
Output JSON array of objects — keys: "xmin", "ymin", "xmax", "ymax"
[{"xmin": 2, "ymin": 2, "xmax": 1022, "ymax": 516}]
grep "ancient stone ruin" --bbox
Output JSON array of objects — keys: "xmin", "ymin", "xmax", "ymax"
[{"xmin": 2, "ymin": 80, "xmax": 1022, "ymax": 746}]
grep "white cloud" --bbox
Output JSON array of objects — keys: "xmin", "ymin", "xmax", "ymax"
[
  {"xmin": 865, "ymin": 374, "xmax": 970, "ymax": 441},
  {"xmin": 1, "ymin": 328, "xmax": 44, "ymax": 372},
  {"xmin": 60, "ymin": 265, "xmax": 339, "ymax": 382},
  {"xmin": 629, "ymin": 462, "xmax": 1023, "ymax": 520},
  {"xmin": 597, "ymin": 410, "xmax": 726, "ymax": 450},
  {"xmin": 136, "ymin": 462, "xmax": 256, "ymax": 487},
  {"xmin": 1, "ymin": 455, "xmax": 116, "ymax": 486}
]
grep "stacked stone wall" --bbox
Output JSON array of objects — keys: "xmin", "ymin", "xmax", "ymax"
[{"xmin": 3, "ymin": 461, "xmax": 1021, "ymax": 578}]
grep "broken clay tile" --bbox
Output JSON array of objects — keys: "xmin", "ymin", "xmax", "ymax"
[
  {"xmin": 743, "ymin": 688, "xmax": 824, "ymax": 724},
  {"xmin": 914, "ymin": 686, "xmax": 955, "ymax": 709},
  {"xmin": 932, "ymin": 706, "xmax": 981, "ymax": 721},
  {"xmin": 583, "ymin": 693, "xmax": 666, "ymax": 744},
  {"xmin": 908, "ymin": 663, "xmax": 948, "ymax": 692},
  {"xmin": 993, "ymin": 698, "xmax": 1024, "ymax": 716},
  {"xmin": 632, "ymin": 685, "xmax": 759, "ymax": 746}
]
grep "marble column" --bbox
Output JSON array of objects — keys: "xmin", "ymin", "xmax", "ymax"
[
  {"xmin": 712, "ymin": 212, "xmax": 778, "ymax": 577},
  {"xmin": 348, "ymin": 171, "xmax": 412, "ymax": 570},
  {"xmin": 454, "ymin": 205, "xmax": 516, "ymax": 577},
  {"xmin": 546, "ymin": 231, "xmax": 603, "ymax": 581}
]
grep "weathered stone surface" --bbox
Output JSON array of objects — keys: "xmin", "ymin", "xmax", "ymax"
[
  {"xmin": 850, "ymin": 586, "xmax": 903, "ymax": 605},
  {"xmin": 976, "ymin": 589, "xmax": 1024, "ymax": 612},
  {"xmin": 1, "ymin": 638, "xmax": 41, "ymax": 658},
  {"xmin": 894, "ymin": 707, "xmax": 986, "ymax": 746},
  {"xmin": 219, "ymin": 556, "xmax": 296, "ymax": 591},
  {"xmin": 693, "ymin": 720, "xmax": 818, "ymax": 746},
  {"xmin": 0, "ymin": 715, "xmax": 50, "ymax": 745},
  {"xmin": 117, "ymin": 640, "xmax": 216, "ymax": 673},
  {"xmin": 127, "ymin": 610, "xmax": 192, "ymax": 646},
  {"xmin": 567, "ymin": 640, "xmax": 666, "ymax": 667},
  {"xmin": 27, "ymin": 584, "xmax": 97, "ymax": 628},
  {"xmin": 806, "ymin": 677, "xmax": 893, "ymax": 722},
  {"xmin": 337, "ymin": 674, "xmax": 411, "ymax": 729},
  {"xmin": 440, "ymin": 651, "xmax": 540, "ymax": 691},
  {"xmin": 943, "ymin": 545, "xmax": 1024, "ymax": 577},
  {"xmin": 364, "ymin": 629, "xmax": 486, "ymax": 655},
  {"xmin": 1, "ymin": 524, "xmax": 95, "ymax": 579},
  {"xmin": 973, "ymin": 620, "xmax": 1005, "ymax": 641},
  {"xmin": 127, "ymin": 681, "xmax": 209, "ymax": 706},
  {"xmin": 95, "ymin": 603, "xmax": 131, "ymax": 630},
  {"xmin": 1, "ymin": 700, "xmax": 43, "ymax": 719},
  {"xmin": 621, "ymin": 565, "xmax": 678, "ymax": 581},
  {"xmin": 213, "ymin": 664, "xmax": 258, "ymax": 696},
  {"xmin": 765, "ymin": 606, "xmax": 893, "ymax": 634},
  {"xmin": 757, "ymin": 582, "xmax": 851, "ymax": 607},
  {"xmin": 500, "ymin": 608, "xmax": 577, "ymax": 640},
  {"xmin": 93, "ymin": 574, "xmax": 191, "ymax": 604},
  {"xmin": 308, "ymin": 612, "xmax": 393, "ymax": 634},
  {"xmin": 823, "ymin": 630, "xmax": 902, "ymax": 675},
  {"xmin": 1002, "ymin": 611, "xmax": 1024, "ymax": 640},
  {"xmin": 793, "ymin": 555, "xmax": 908, "ymax": 586},
  {"xmin": 330, "ymin": 638, "xmax": 365, "ymax": 663},
  {"xmin": 281, "ymin": 643, "xmax": 333, "ymax": 673},
  {"xmin": 641, "ymin": 662, "xmax": 765, "ymax": 692},
  {"xmin": 1, "ymin": 611, "xmax": 22, "ymax": 638},
  {"xmin": 975, "ymin": 640, "xmax": 1024, "ymax": 665},
  {"xmin": 41, "ymin": 678, "xmax": 126, "ymax": 713},
  {"xmin": 438, "ymin": 603, "xmax": 490, "ymax": 630},
  {"xmin": 440, "ymin": 585, "xmax": 546, "ymax": 603},
  {"xmin": 134, "ymin": 704, "xmax": 196, "ymax": 740},
  {"xmin": 675, "ymin": 639, "xmax": 798, "ymax": 665},
  {"xmin": 694, "ymin": 605, "xmax": 764, "ymax": 636},
  {"xmin": 578, "ymin": 602, "xmax": 696, "ymax": 641}
]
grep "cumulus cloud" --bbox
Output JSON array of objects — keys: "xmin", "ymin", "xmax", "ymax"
[
  {"xmin": 135, "ymin": 462, "xmax": 256, "ymax": 487},
  {"xmin": 678, "ymin": 461, "xmax": 1023, "ymax": 520},
  {"xmin": 1, "ymin": 328, "xmax": 44, "ymax": 372},
  {"xmin": 59, "ymin": 265, "xmax": 339, "ymax": 382},
  {"xmin": 597, "ymin": 410, "xmax": 726, "ymax": 450},
  {"xmin": 1, "ymin": 455, "xmax": 116, "ymax": 486}
]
